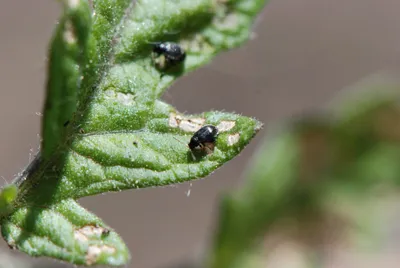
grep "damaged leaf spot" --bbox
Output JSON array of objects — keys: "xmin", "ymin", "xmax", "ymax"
[
  {"xmin": 168, "ymin": 113, "xmax": 179, "ymax": 128},
  {"xmin": 76, "ymin": 225, "xmax": 109, "ymax": 238},
  {"xmin": 168, "ymin": 113, "xmax": 206, "ymax": 132},
  {"xmin": 74, "ymin": 230, "xmax": 88, "ymax": 243},
  {"xmin": 180, "ymin": 120, "xmax": 204, "ymax": 132},
  {"xmin": 86, "ymin": 245, "xmax": 116, "ymax": 265},
  {"xmin": 74, "ymin": 225, "xmax": 110, "ymax": 243},
  {"xmin": 63, "ymin": 21, "xmax": 76, "ymax": 44},
  {"xmin": 217, "ymin": 120, "xmax": 236, "ymax": 132},
  {"xmin": 116, "ymin": 92, "xmax": 135, "ymax": 106},
  {"xmin": 215, "ymin": 13, "xmax": 240, "ymax": 31},
  {"xmin": 227, "ymin": 133, "xmax": 240, "ymax": 146},
  {"xmin": 181, "ymin": 34, "xmax": 212, "ymax": 53},
  {"xmin": 104, "ymin": 90, "xmax": 135, "ymax": 106}
]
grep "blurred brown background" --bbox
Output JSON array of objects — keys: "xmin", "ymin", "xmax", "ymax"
[{"xmin": 1, "ymin": 0, "xmax": 400, "ymax": 268}]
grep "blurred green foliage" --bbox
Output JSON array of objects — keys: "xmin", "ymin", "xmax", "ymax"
[{"xmin": 208, "ymin": 80, "xmax": 400, "ymax": 267}]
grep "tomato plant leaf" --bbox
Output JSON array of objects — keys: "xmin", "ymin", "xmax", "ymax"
[{"xmin": 0, "ymin": 0, "xmax": 267, "ymax": 266}]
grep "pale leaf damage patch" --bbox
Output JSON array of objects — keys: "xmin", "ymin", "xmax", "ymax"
[
  {"xmin": 215, "ymin": 13, "xmax": 239, "ymax": 31},
  {"xmin": 181, "ymin": 34, "xmax": 212, "ymax": 53},
  {"xmin": 169, "ymin": 113, "xmax": 206, "ymax": 132},
  {"xmin": 168, "ymin": 113, "xmax": 179, "ymax": 128},
  {"xmin": 216, "ymin": 120, "xmax": 236, "ymax": 132},
  {"xmin": 86, "ymin": 245, "xmax": 116, "ymax": 265},
  {"xmin": 179, "ymin": 120, "xmax": 203, "ymax": 132},
  {"xmin": 79, "ymin": 225, "xmax": 109, "ymax": 237},
  {"xmin": 63, "ymin": 21, "xmax": 76, "ymax": 44},
  {"xmin": 227, "ymin": 133, "xmax": 240, "ymax": 146},
  {"xmin": 116, "ymin": 92, "xmax": 135, "ymax": 105},
  {"xmin": 74, "ymin": 225, "xmax": 109, "ymax": 243},
  {"xmin": 74, "ymin": 230, "xmax": 88, "ymax": 243},
  {"xmin": 103, "ymin": 89, "xmax": 135, "ymax": 105}
]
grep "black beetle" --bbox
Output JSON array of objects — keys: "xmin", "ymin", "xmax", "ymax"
[
  {"xmin": 188, "ymin": 125, "xmax": 219, "ymax": 155},
  {"xmin": 152, "ymin": 42, "xmax": 186, "ymax": 70}
]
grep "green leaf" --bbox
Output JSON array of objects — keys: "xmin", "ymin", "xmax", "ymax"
[
  {"xmin": 1, "ymin": 0, "xmax": 266, "ymax": 266},
  {"xmin": 22, "ymin": 102, "xmax": 262, "ymax": 203},
  {"xmin": 208, "ymin": 130, "xmax": 300, "ymax": 268},
  {"xmin": 41, "ymin": 0, "xmax": 91, "ymax": 160},
  {"xmin": 1, "ymin": 199, "xmax": 128, "ymax": 266}
]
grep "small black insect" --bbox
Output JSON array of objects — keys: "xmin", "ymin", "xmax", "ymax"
[
  {"xmin": 188, "ymin": 125, "xmax": 219, "ymax": 156},
  {"xmin": 152, "ymin": 42, "xmax": 186, "ymax": 70}
]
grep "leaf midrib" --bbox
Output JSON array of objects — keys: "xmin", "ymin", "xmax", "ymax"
[{"xmin": 73, "ymin": 0, "xmax": 138, "ymax": 136}]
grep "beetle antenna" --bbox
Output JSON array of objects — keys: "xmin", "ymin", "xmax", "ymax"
[
  {"xmin": 145, "ymin": 41, "xmax": 161, "ymax": 45},
  {"xmin": 173, "ymin": 137, "xmax": 196, "ymax": 161},
  {"xmin": 173, "ymin": 137, "xmax": 188, "ymax": 148}
]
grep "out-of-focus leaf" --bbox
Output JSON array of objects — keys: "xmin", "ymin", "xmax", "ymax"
[
  {"xmin": 208, "ymin": 80, "xmax": 400, "ymax": 268},
  {"xmin": 208, "ymin": 130, "xmax": 301, "ymax": 268}
]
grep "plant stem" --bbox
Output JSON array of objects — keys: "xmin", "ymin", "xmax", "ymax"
[{"xmin": 12, "ymin": 152, "xmax": 42, "ymax": 187}]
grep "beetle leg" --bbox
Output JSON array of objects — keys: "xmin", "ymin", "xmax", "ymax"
[
  {"xmin": 190, "ymin": 151, "xmax": 196, "ymax": 161},
  {"xmin": 203, "ymin": 142, "xmax": 215, "ymax": 154}
]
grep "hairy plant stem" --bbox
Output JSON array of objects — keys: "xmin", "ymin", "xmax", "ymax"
[{"xmin": 12, "ymin": 152, "xmax": 42, "ymax": 188}]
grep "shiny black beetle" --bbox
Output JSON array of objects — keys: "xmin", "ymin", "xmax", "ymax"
[
  {"xmin": 152, "ymin": 42, "xmax": 186, "ymax": 70},
  {"xmin": 188, "ymin": 125, "xmax": 219, "ymax": 155}
]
